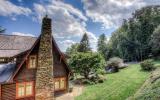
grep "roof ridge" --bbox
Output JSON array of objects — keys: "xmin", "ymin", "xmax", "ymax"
[
  {"xmin": 0, "ymin": 34, "xmax": 38, "ymax": 38},
  {"xmin": 0, "ymin": 49, "xmax": 20, "ymax": 50}
]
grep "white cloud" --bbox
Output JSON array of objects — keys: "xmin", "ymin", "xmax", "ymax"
[
  {"xmin": 12, "ymin": 32, "xmax": 35, "ymax": 37},
  {"xmin": 82, "ymin": 0, "xmax": 159, "ymax": 29},
  {"xmin": 33, "ymin": 1, "xmax": 97, "ymax": 51},
  {"xmin": 57, "ymin": 40, "xmax": 76, "ymax": 52},
  {"xmin": 0, "ymin": 0, "xmax": 31, "ymax": 16},
  {"xmin": 51, "ymin": 0, "xmax": 87, "ymax": 21}
]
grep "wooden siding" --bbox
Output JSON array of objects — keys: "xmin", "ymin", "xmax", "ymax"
[
  {"xmin": 54, "ymin": 63, "xmax": 67, "ymax": 77},
  {"xmin": 13, "ymin": 64, "xmax": 36, "ymax": 82},
  {"xmin": 53, "ymin": 43, "xmax": 68, "ymax": 77},
  {"xmin": 0, "ymin": 84, "xmax": 1, "ymax": 100},
  {"xmin": 1, "ymin": 83, "xmax": 16, "ymax": 100}
]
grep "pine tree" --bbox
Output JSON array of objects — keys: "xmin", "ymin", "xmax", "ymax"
[
  {"xmin": 97, "ymin": 34, "xmax": 107, "ymax": 60},
  {"xmin": 78, "ymin": 33, "xmax": 91, "ymax": 52},
  {"xmin": 0, "ymin": 26, "xmax": 5, "ymax": 33}
]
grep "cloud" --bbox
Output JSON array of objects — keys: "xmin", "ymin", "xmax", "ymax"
[
  {"xmin": 12, "ymin": 32, "xmax": 35, "ymax": 37},
  {"xmin": 33, "ymin": 1, "xmax": 97, "ymax": 51},
  {"xmin": 82, "ymin": 0, "xmax": 159, "ymax": 29},
  {"xmin": 0, "ymin": 0, "xmax": 31, "ymax": 17},
  {"xmin": 57, "ymin": 40, "xmax": 76, "ymax": 52}
]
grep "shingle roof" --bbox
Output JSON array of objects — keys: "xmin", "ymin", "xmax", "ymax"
[
  {"xmin": 0, "ymin": 63, "xmax": 16, "ymax": 83},
  {"xmin": 0, "ymin": 34, "xmax": 37, "ymax": 57}
]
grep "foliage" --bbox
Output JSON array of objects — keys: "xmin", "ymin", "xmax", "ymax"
[
  {"xmin": 78, "ymin": 33, "xmax": 91, "ymax": 52},
  {"xmin": 66, "ymin": 43, "xmax": 79, "ymax": 56},
  {"xmin": 82, "ymin": 79, "xmax": 95, "ymax": 85},
  {"xmin": 140, "ymin": 59, "xmax": 155, "ymax": 71},
  {"xmin": 106, "ymin": 57, "xmax": 123, "ymax": 72},
  {"xmin": 82, "ymin": 74, "xmax": 106, "ymax": 85},
  {"xmin": 150, "ymin": 25, "xmax": 160, "ymax": 56},
  {"xmin": 76, "ymin": 64, "xmax": 150, "ymax": 100},
  {"xmin": 107, "ymin": 57, "xmax": 123, "ymax": 67},
  {"xmin": 97, "ymin": 69, "xmax": 106, "ymax": 75},
  {"xmin": 69, "ymin": 52, "xmax": 106, "ymax": 79},
  {"xmin": 97, "ymin": 34, "xmax": 108, "ymax": 61},
  {"xmin": 0, "ymin": 26, "xmax": 5, "ymax": 33},
  {"xmin": 107, "ymin": 5, "xmax": 160, "ymax": 61}
]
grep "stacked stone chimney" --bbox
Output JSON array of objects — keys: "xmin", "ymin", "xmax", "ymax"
[{"xmin": 35, "ymin": 16, "xmax": 54, "ymax": 100}]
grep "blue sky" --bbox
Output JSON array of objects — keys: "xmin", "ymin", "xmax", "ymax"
[{"xmin": 0, "ymin": 0, "xmax": 159, "ymax": 52}]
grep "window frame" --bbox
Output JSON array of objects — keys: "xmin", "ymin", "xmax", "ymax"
[
  {"xmin": 16, "ymin": 81, "xmax": 34, "ymax": 99},
  {"xmin": 27, "ymin": 55, "xmax": 37, "ymax": 69},
  {"xmin": 54, "ymin": 77, "xmax": 66, "ymax": 91}
]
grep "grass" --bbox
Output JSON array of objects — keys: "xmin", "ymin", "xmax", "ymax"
[
  {"xmin": 132, "ymin": 68, "xmax": 160, "ymax": 100},
  {"xmin": 153, "ymin": 60, "xmax": 160, "ymax": 67},
  {"xmin": 75, "ymin": 64, "xmax": 150, "ymax": 100}
]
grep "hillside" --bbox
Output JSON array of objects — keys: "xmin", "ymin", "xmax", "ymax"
[
  {"xmin": 131, "ymin": 68, "xmax": 160, "ymax": 100},
  {"xmin": 76, "ymin": 64, "xmax": 150, "ymax": 100}
]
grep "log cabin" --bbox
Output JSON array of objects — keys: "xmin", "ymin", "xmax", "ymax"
[{"xmin": 0, "ymin": 16, "xmax": 72, "ymax": 100}]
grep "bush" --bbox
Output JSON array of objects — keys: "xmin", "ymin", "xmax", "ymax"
[
  {"xmin": 69, "ymin": 52, "xmax": 106, "ymax": 79},
  {"xmin": 82, "ymin": 79, "xmax": 95, "ymax": 85},
  {"xmin": 106, "ymin": 57, "xmax": 123, "ymax": 72},
  {"xmin": 97, "ymin": 75, "xmax": 106, "ymax": 83},
  {"xmin": 81, "ymin": 74, "xmax": 106, "ymax": 84},
  {"xmin": 140, "ymin": 59, "xmax": 155, "ymax": 71},
  {"xmin": 97, "ymin": 69, "xmax": 106, "ymax": 75}
]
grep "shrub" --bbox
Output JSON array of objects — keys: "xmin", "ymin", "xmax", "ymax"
[
  {"xmin": 81, "ymin": 74, "xmax": 106, "ymax": 84},
  {"xmin": 69, "ymin": 52, "xmax": 106, "ymax": 79},
  {"xmin": 97, "ymin": 69, "xmax": 106, "ymax": 75},
  {"xmin": 82, "ymin": 79, "xmax": 95, "ymax": 85},
  {"xmin": 106, "ymin": 57, "xmax": 123, "ymax": 72},
  {"xmin": 140, "ymin": 59, "xmax": 155, "ymax": 71},
  {"xmin": 97, "ymin": 75, "xmax": 106, "ymax": 83}
]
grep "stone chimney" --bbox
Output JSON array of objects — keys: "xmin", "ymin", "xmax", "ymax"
[{"xmin": 35, "ymin": 15, "xmax": 54, "ymax": 100}]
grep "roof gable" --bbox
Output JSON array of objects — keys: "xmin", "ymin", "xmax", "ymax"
[{"xmin": 10, "ymin": 36, "xmax": 71, "ymax": 81}]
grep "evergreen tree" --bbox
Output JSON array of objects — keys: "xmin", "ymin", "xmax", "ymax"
[
  {"xmin": 78, "ymin": 33, "xmax": 91, "ymax": 52},
  {"xmin": 97, "ymin": 34, "xmax": 108, "ymax": 60},
  {"xmin": 107, "ymin": 5, "xmax": 160, "ymax": 61},
  {"xmin": 0, "ymin": 26, "xmax": 5, "ymax": 33},
  {"xmin": 150, "ymin": 25, "xmax": 160, "ymax": 56},
  {"xmin": 66, "ymin": 43, "xmax": 79, "ymax": 56}
]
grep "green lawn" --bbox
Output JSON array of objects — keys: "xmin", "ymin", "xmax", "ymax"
[{"xmin": 75, "ymin": 64, "xmax": 150, "ymax": 100}]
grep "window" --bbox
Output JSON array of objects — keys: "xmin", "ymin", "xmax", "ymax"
[
  {"xmin": 60, "ymin": 78, "xmax": 65, "ymax": 89},
  {"xmin": 28, "ymin": 55, "xmax": 37, "ymax": 68},
  {"xmin": 26, "ymin": 82, "xmax": 33, "ymax": 95},
  {"xmin": 16, "ymin": 82, "xmax": 34, "ymax": 99},
  {"xmin": 0, "ymin": 58, "xmax": 5, "ymax": 62},
  {"xmin": 55, "ymin": 81, "xmax": 60, "ymax": 90},
  {"xmin": 17, "ymin": 83, "xmax": 25, "ymax": 97},
  {"xmin": 54, "ymin": 77, "xmax": 66, "ymax": 91}
]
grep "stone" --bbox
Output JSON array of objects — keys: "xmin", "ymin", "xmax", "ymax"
[{"xmin": 35, "ymin": 16, "xmax": 54, "ymax": 100}]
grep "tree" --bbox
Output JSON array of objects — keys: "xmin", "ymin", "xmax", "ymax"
[
  {"xmin": 69, "ymin": 52, "xmax": 106, "ymax": 79},
  {"xmin": 66, "ymin": 43, "xmax": 79, "ymax": 56},
  {"xmin": 97, "ymin": 34, "xmax": 108, "ymax": 61},
  {"xmin": 107, "ymin": 5, "xmax": 160, "ymax": 61},
  {"xmin": 150, "ymin": 25, "xmax": 160, "ymax": 56},
  {"xmin": 78, "ymin": 33, "xmax": 91, "ymax": 52},
  {"xmin": 0, "ymin": 26, "xmax": 5, "ymax": 33}
]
